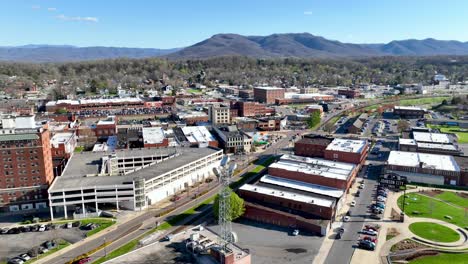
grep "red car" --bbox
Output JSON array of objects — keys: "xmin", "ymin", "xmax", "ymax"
[
  {"xmin": 75, "ymin": 257, "xmax": 91, "ymax": 264},
  {"xmin": 363, "ymin": 236, "xmax": 377, "ymax": 243}
]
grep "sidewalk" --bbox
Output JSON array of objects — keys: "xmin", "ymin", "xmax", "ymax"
[{"xmin": 312, "ymin": 177, "xmax": 360, "ymax": 264}]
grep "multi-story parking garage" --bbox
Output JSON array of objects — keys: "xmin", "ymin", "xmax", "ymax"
[{"xmin": 48, "ymin": 147, "xmax": 223, "ymax": 220}]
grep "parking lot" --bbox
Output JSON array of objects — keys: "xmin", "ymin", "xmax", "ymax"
[
  {"xmin": 106, "ymin": 219, "xmax": 324, "ymax": 264},
  {"xmin": 211, "ymin": 220, "xmax": 324, "ymax": 264},
  {"xmin": 0, "ymin": 222, "xmax": 98, "ymax": 263}
]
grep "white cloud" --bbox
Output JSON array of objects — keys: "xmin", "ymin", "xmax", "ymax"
[
  {"xmin": 47, "ymin": 7, "xmax": 57, "ymax": 12},
  {"xmin": 304, "ymin": 11, "xmax": 313, "ymax": 15},
  {"xmin": 31, "ymin": 5, "xmax": 40, "ymax": 10},
  {"xmin": 56, "ymin": 14, "xmax": 99, "ymax": 22}
]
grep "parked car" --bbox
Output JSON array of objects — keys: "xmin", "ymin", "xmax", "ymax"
[
  {"xmin": 30, "ymin": 225, "xmax": 39, "ymax": 232},
  {"xmin": 164, "ymin": 234, "xmax": 174, "ymax": 241},
  {"xmin": 75, "ymin": 257, "xmax": 91, "ymax": 264},
  {"xmin": 369, "ymin": 214, "xmax": 382, "ymax": 220},
  {"xmin": 18, "ymin": 254, "xmax": 31, "ymax": 261},
  {"xmin": 7, "ymin": 228, "xmax": 20, "ymax": 234},
  {"xmin": 38, "ymin": 225, "xmax": 46, "ymax": 232},
  {"xmin": 66, "ymin": 222, "xmax": 73, "ymax": 229},
  {"xmin": 335, "ymin": 231, "xmax": 342, "ymax": 239},
  {"xmin": 343, "ymin": 216, "xmax": 350, "ymax": 222},
  {"xmin": 20, "ymin": 226, "xmax": 31, "ymax": 233},
  {"xmin": 359, "ymin": 240, "xmax": 376, "ymax": 250},
  {"xmin": 292, "ymin": 229, "xmax": 299, "ymax": 236},
  {"xmin": 44, "ymin": 240, "xmax": 57, "ymax": 250},
  {"xmin": 355, "ymin": 191, "xmax": 360, "ymax": 197},
  {"xmin": 363, "ymin": 236, "xmax": 378, "ymax": 244},
  {"xmin": 377, "ymin": 191, "xmax": 387, "ymax": 197},
  {"xmin": 361, "ymin": 229, "xmax": 378, "ymax": 236},
  {"xmin": 7, "ymin": 258, "xmax": 24, "ymax": 264},
  {"xmin": 377, "ymin": 196, "xmax": 386, "ymax": 202},
  {"xmin": 351, "ymin": 201, "xmax": 356, "ymax": 207},
  {"xmin": 358, "ymin": 184, "xmax": 365, "ymax": 189},
  {"xmin": 38, "ymin": 246, "xmax": 48, "ymax": 254}
]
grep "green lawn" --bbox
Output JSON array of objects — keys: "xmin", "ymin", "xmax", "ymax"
[
  {"xmin": 397, "ymin": 193, "xmax": 468, "ymax": 228},
  {"xmin": 187, "ymin": 88, "xmax": 202, "ymax": 94},
  {"xmin": 409, "ymin": 252, "xmax": 468, "ymax": 264},
  {"xmin": 398, "ymin": 96, "xmax": 451, "ymax": 106},
  {"xmin": 435, "ymin": 192, "xmax": 468, "ymax": 208},
  {"xmin": 409, "ymin": 222, "xmax": 460, "ymax": 243},
  {"xmin": 25, "ymin": 239, "xmax": 71, "ymax": 263},
  {"xmin": 426, "ymin": 124, "xmax": 468, "ymax": 143}
]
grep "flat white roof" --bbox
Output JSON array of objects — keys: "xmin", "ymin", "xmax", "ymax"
[
  {"xmin": 417, "ymin": 142, "xmax": 458, "ymax": 151},
  {"xmin": 394, "ymin": 106, "xmax": 426, "ymax": 111},
  {"xmin": 92, "ymin": 143, "xmax": 108, "ymax": 152},
  {"xmin": 240, "ymin": 184, "xmax": 334, "ymax": 208},
  {"xmin": 142, "ymin": 127, "xmax": 165, "ymax": 144},
  {"xmin": 97, "ymin": 120, "xmax": 116, "ymax": 126},
  {"xmin": 326, "ymin": 138, "xmax": 367, "ymax": 153},
  {"xmin": 271, "ymin": 154, "xmax": 356, "ymax": 181},
  {"xmin": 413, "ymin": 132, "xmax": 451, "ymax": 144},
  {"xmin": 387, "ymin": 151, "xmax": 460, "ymax": 172},
  {"xmin": 177, "ymin": 111, "xmax": 208, "ymax": 119},
  {"xmin": 284, "ymin": 93, "xmax": 332, "ymax": 99},
  {"xmin": 254, "ymin": 86, "xmax": 284, "ymax": 90},
  {"xmin": 399, "ymin": 138, "xmax": 417, "ymax": 145},
  {"xmin": 51, "ymin": 132, "xmax": 74, "ymax": 146},
  {"xmin": 46, "ymin": 98, "xmax": 143, "ymax": 106},
  {"xmin": 182, "ymin": 126, "xmax": 215, "ymax": 144},
  {"xmin": 260, "ymin": 175, "xmax": 344, "ymax": 199}
]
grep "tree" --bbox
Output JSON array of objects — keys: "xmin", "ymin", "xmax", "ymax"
[
  {"xmin": 397, "ymin": 120, "xmax": 410, "ymax": 133},
  {"xmin": 213, "ymin": 188, "xmax": 245, "ymax": 221},
  {"xmin": 307, "ymin": 111, "xmax": 321, "ymax": 129}
]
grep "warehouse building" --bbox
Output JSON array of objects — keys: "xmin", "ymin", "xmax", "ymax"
[
  {"xmin": 386, "ymin": 151, "xmax": 463, "ymax": 186},
  {"xmin": 48, "ymin": 147, "xmax": 223, "ymax": 219},
  {"xmin": 393, "ymin": 106, "xmax": 426, "ymax": 119},
  {"xmin": 268, "ymin": 154, "xmax": 358, "ymax": 191}
]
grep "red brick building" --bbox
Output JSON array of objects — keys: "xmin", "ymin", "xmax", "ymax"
[
  {"xmin": 45, "ymin": 98, "xmax": 146, "ymax": 113},
  {"xmin": 0, "ymin": 115, "xmax": 54, "ymax": 212},
  {"xmin": 324, "ymin": 138, "xmax": 369, "ymax": 166},
  {"xmin": 95, "ymin": 117, "xmax": 118, "ymax": 139},
  {"xmin": 230, "ymin": 101, "xmax": 275, "ymax": 117},
  {"xmin": 253, "ymin": 87, "xmax": 285, "ymax": 104},
  {"xmin": 268, "ymin": 155, "xmax": 358, "ymax": 192},
  {"xmin": 338, "ymin": 89, "xmax": 361, "ymax": 99},
  {"xmin": 239, "ymin": 184, "xmax": 336, "ymax": 219},
  {"xmin": 294, "ymin": 135, "xmax": 334, "ymax": 158}
]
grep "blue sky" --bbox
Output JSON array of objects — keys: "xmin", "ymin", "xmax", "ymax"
[{"xmin": 1, "ymin": 0, "xmax": 467, "ymax": 48}]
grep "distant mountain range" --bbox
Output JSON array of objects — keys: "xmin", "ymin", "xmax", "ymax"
[
  {"xmin": 0, "ymin": 45, "xmax": 181, "ymax": 62},
  {"xmin": 2, "ymin": 33, "xmax": 468, "ymax": 62}
]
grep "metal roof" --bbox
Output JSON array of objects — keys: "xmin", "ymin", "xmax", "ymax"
[{"xmin": 0, "ymin": 133, "xmax": 39, "ymax": 141}]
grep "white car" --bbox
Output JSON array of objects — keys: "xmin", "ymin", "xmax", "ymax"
[
  {"xmin": 343, "ymin": 216, "xmax": 350, "ymax": 222},
  {"xmin": 38, "ymin": 224, "xmax": 46, "ymax": 232},
  {"xmin": 292, "ymin": 229, "xmax": 299, "ymax": 236},
  {"xmin": 19, "ymin": 254, "xmax": 31, "ymax": 261},
  {"xmin": 362, "ymin": 229, "xmax": 378, "ymax": 236},
  {"xmin": 351, "ymin": 201, "xmax": 356, "ymax": 207},
  {"xmin": 377, "ymin": 196, "xmax": 386, "ymax": 202},
  {"xmin": 359, "ymin": 184, "xmax": 365, "ymax": 189}
]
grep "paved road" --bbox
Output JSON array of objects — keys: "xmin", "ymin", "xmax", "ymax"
[{"xmin": 324, "ymin": 173, "xmax": 378, "ymax": 264}]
